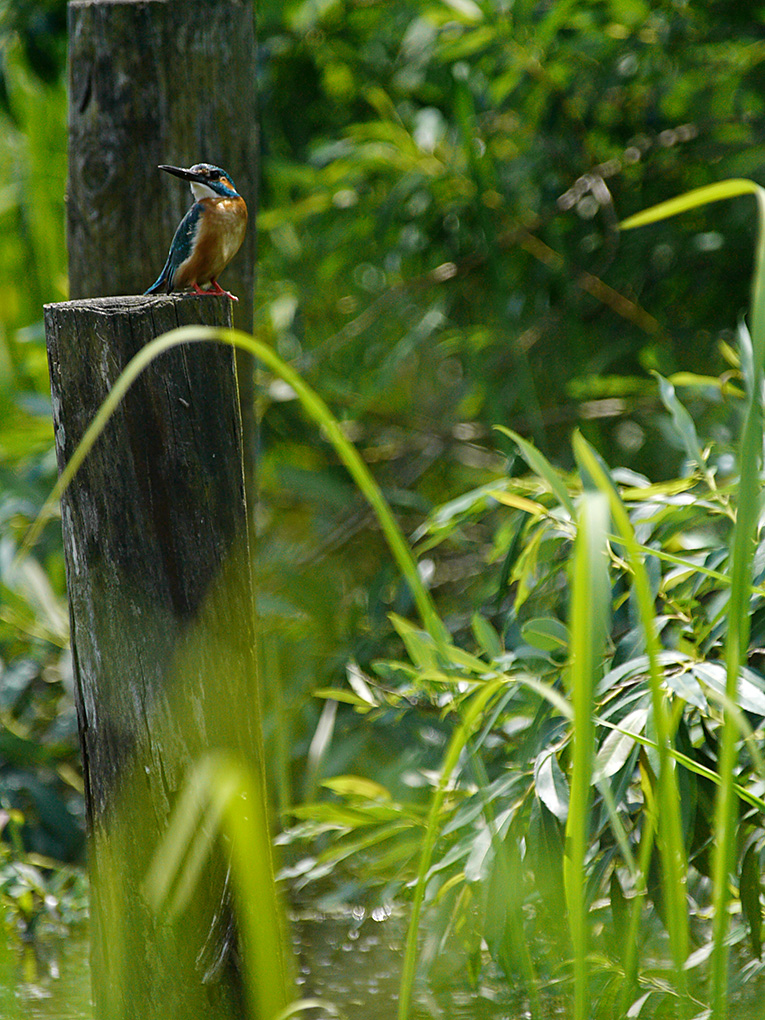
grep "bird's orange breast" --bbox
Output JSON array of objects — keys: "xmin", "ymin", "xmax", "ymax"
[{"xmin": 175, "ymin": 196, "xmax": 247, "ymax": 289}]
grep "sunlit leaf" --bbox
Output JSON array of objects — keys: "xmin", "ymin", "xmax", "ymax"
[
  {"xmin": 593, "ymin": 708, "xmax": 649, "ymax": 783},
  {"xmin": 488, "ymin": 491, "xmax": 547, "ymax": 516},
  {"xmin": 321, "ymin": 775, "xmax": 391, "ymax": 800},
  {"xmin": 495, "ymin": 427, "xmax": 577, "ymax": 516},
  {"xmin": 534, "ymin": 749, "xmax": 569, "ymax": 822},
  {"xmin": 693, "ymin": 662, "xmax": 765, "ymax": 716},
  {"xmin": 620, "ymin": 179, "xmax": 764, "ymax": 230},
  {"xmin": 313, "ymin": 687, "xmax": 376, "ymax": 709}
]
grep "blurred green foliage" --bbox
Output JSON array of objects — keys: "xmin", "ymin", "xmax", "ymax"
[
  {"xmin": 253, "ymin": 0, "xmax": 765, "ymax": 808},
  {"xmin": 0, "ymin": 2, "xmax": 80, "ymax": 908},
  {"xmin": 279, "ymin": 368, "xmax": 765, "ymax": 1013}
]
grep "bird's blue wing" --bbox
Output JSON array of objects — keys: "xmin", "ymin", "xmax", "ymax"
[{"xmin": 144, "ymin": 203, "xmax": 203, "ymax": 294}]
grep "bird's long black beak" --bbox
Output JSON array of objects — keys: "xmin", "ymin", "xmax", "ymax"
[{"xmin": 158, "ymin": 164, "xmax": 207, "ymax": 183}]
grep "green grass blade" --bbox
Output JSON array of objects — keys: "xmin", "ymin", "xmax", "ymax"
[
  {"xmin": 145, "ymin": 752, "xmax": 293, "ymax": 1020},
  {"xmin": 22, "ymin": 325, "xmax": 444, "ymax": 647},
  {"xmin": 709, "ymin": 184, "xmax": 765, "ymax": 1020},
  {"xmin": 573, "ymin": 432, "xmax": 689, "ymax": 1006},
  {"xmin": 622, "ymin": 176, "xmax": 765, "ymax": 1019},
  {"xmin": 564, "ymin": 491, "xmax": 610, "ymax": 1020},
  {"xmin": 396, "ymin": 677, "xmax": 506, "ymax": 1020},
  {"xmin": 620, "ymin": 179, "xmax": 763, "ymax": 230},
  {"xmin": 620, "ymin": 780, "xmax": 657, "ymax": 1013}
]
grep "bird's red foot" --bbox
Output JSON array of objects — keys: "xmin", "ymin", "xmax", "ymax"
[{"xmin": 191, "ymin": 280, "xmax": 239, "ymax": 302}]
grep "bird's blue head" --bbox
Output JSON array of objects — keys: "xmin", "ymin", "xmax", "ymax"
[{"xmin": 159, "ymin": 163, "xmax": 240, "ymax": 200}]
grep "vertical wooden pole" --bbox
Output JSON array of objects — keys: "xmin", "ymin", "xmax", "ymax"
[
  {"xmin": 66, "ymin": 0, "xmax": 258, "ymax": 481},
  {"xmin": 57, "ymin": 5, "xmax": 274, "ymax": 1013},
  {"xmin": 44, "ymin": 295, "xmax": 263, "ymax": 1019}
]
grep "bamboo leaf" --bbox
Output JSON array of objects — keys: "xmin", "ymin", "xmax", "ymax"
[
  {"xmin": 488, "ymin": 491, "xmax": 547, "ymax": 516},
  {"xmin": 593, "ymin": 707, "xmax": 648, "ymax": 783},
  {"xmin": 534, "ymin": 749, "xmax": 569, "ymax": 823},
  {"xmin": 321, "ymin": 775, "xmax": 391, "ymax": 800},
  {"xmin": 654, "ymin": 373, "xmax": 706, "ymax": 472},
  {"xmin": 313, "ymin": 687, "xmax": 376, "ymax": 709},
  {"xmin": 521, "ymin": 616, "xmax": 569, "ymax": 653},
  {"xmin": 740, "ymin": 841, "xmax": 762, "ymax": 960},
  {"xmin": 471, "ymin": 612, "xmax": 502, "ymax": 658},
  {"xmin": 495, "ymin": 426, "xmax": 577, "ymax": 515},
  {"xmin": 389, "ymin": 614, "xmax": 440, "ymax": 670}
]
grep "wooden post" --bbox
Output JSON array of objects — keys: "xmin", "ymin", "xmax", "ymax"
[
  {"xmin": 44, "ymin": 294, "xmax": 260, "ymax": 1019},
  {"xmin": 66, "ymin": 0, "xmax": 258, "ymax": 483}
]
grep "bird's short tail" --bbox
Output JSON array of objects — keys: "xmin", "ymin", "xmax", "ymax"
[{"xmin": 144, "ymin": 271, "xmax": 170, "ymax": 296}]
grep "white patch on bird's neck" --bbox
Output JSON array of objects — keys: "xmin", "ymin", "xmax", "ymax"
[{"xmin": 190, "ymin": 180, "xmax": 218, "ymax": 200}]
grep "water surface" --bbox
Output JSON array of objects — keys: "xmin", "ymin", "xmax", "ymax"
[{"xmin": 6, "ymin": 910, "xmax": 530, "ymax": 1020}]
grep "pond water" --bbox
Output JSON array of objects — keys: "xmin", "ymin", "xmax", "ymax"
[
  {"xmin": 6, "ymin": 909, "xmax": 531, "ymax": 1020},
  {"xmin": 5, "ymin": 927, "xmax": 93, "ymax": 1020},
  {"xmin": 8, "ymin": 911, "xmax": 765, "ymax": 1019}
]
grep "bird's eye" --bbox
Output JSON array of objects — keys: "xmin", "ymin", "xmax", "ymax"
[{"xmin": 209, "ymin": 170, "xmax": 220, "ymax": 179}]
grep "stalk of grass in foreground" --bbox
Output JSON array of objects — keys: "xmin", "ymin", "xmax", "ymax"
[
  {"xmin": 574, "ymin": 433, "xmax": 690, "ymax": 1009},
  {"xmin": 623, "ymin": 179, "xmax": 765, "ymax": 1020},
  {"xmin": 465, "ymin": 737, "xmax": 543, "ymax": 1019},
  {"xmin": 564, "ymin": 491, "xmax": 610, "ymax": 1020},
  {"xmin": 20, "ymin": 321, "xmax": 464, "ymax": 1014},
  {"xmin": 144, "ymin": 753, "xmax": 292, "ymax": 1020},
  {"xmin": 395, "ymin": 676, "xmax": 506, "ymax": 1020},
  {"xmin": 499, "ymin": 426, "xmax": 683, "ymax": 1008},
  {"xmin": 21, "ymin": 325, "xmax": 445, "ymax": 651}
]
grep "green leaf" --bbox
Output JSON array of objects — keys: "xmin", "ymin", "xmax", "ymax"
[
  {"xmin": 445, "ymin": 644, "xmax": 494, "ymax": 674},
  {"xmin": 389, "ymin": 613, "xmax": 440, "ymax": 670},
  {"xmin": 471, "ymin": 612, "xmax": 502, "ymax": 659},
  {"xmin": 620, "ymin": 179, "xmax": 764, "ymax": 230},
  {"xmin": 521, "ymin": 616, "xmax": 569, "ymax": 652},
  {"xmin": 526, "ymin": 799, "xmax": 567, "ymax": 924},
  {"xmin": 321, "ymin": 775, "xmax": 391, "ymax": 800},
  {"xmin": 495, "ymin": 427, "xmax": 576, "ymax": 516},
  {"xmin": 662, "ymin": 670, "xmax": 707, "ymax": 712},
  {"xmin": 592, "ymin": 707, "xmax": 649, "ymax": 783},
  {"xmin": 534, "ymin": 749, "xmax": 569, "ymax": 823},
  {"xmin": 740, "ymin": 841, "xmax": 762, "ymax": 960},
  {"xmin": 738, "ymin": 315, "xmax": 755, "ymax": 398},
  {"xmin": 693, "ymin": 662, "xmax": 765, "ymax": 716},
  {"xmin": 313, "ymin": 687, "xmax": 375, "ymax": 709},
  {"xmin": 654, "ymin": 373, "xmax": 706, "ymax": 472}
]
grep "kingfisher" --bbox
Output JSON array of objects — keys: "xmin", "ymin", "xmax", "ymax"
[{"xmin": 144, "ymin": 163, "xmax": 247, "ymax": 302}]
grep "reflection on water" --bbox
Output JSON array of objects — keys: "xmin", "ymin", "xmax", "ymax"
[
  {"xmin": 10, "ymin": 911, "xmax": 765, "ymax": 1020},
  {"xmin": 294, "ymin": 906, "xmax": 406, "ymax": 1014},
  {"xmin": 292, "ymin": 907, "xmax": 531, "ymax": 1019},
  {"xmin": 4, "ymin": 926, "xmax": 93, "ymax": 1020},
  {"xmin": 6, "ymin": 908, "xmax": 530, "ymax": 1020}
]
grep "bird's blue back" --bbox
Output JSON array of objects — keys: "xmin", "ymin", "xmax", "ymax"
[{"xmin": 144, "ymin": 202, "xmax": 203, "ymax": 295}]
